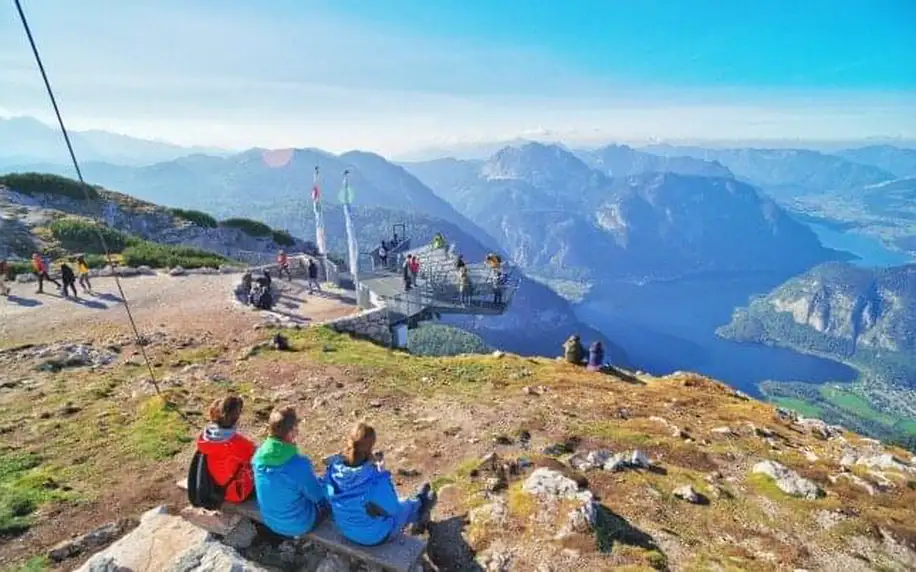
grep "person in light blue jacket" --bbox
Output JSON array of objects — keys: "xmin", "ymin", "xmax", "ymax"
[
  {"xmin": 325, "ymin": 422, "xmax": 437, "ymax": 546},
  {"xmin": 252, "ymin": 406, "xmax": 326, "ymax": 537}
]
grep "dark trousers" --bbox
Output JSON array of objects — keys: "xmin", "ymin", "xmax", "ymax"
[
  {"xmin": 278, "ymin": 265, "xmax": 292, "ymax": 281},
  {"xmin": 36, "ymin": 272, "xmax": 60, "ymax": 293},
  {"xmin": 62, "ymin": 278, "xmax": 78, "ymax": 297}
]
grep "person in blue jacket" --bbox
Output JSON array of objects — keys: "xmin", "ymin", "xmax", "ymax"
[
  {"xmin": 252, "ymin": 406, "xmax": 326, "ymax": 537},
  {"xmin": 324, "ymin": 422, "xmax": 437, "ymax": 546}
]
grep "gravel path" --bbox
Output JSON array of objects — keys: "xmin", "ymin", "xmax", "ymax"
[{"xmin": 0, "ymin": 273, "xmax": 357, "ymax": 346}]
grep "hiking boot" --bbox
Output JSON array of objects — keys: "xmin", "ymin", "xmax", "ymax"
[{"xmin": 408, "ymin": 482, "xmax": 437, "ymax": 535}]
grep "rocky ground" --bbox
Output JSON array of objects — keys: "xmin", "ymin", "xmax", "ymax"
[{"xmin": 1, "ymin": 275, "xmax": 915, "ymax": 571}]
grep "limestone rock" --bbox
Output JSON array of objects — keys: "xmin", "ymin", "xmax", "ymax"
[
  {"xmin": 568, "ymin": 449, "xmax": 613, "ymax": 472},
  {"xmin": 753, "ymin": 460, "xmax": 824, "ymax": 500},
  {"xmin": 76, "ymin": 506, "xmax": 209, "ymax": 572},
  {"xmin": 673, "ymin": 484, "xmax": 706, "ymax": 505},
  {"xmin": 165, "ymin": 537, "xmax": 269, "ymax": 571},
  {"xmin": 855, "ymin": 453, "xmax": 915, "ymax": 474},
  {"xmin": 523, "ymin": 468, "xmax": 589, "ymax": 502},
  {"xmin": 48, "ymin": 519, "xmax": 136, "ymax": 562},
  {"xmin": 169, "ymin": 266, "xmax": 186, "ymax": 276},
  {"xmin": 316, "ymin": 553, "xmax": 350, "ymax": 572}
]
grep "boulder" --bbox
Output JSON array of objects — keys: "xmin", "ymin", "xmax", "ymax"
[
  {"xmin": 673, "ymin": 484, "xmax": 706, "ymax": 505},
  {"xmin": 169, "ymin": 266, "xmax": 186, "ymax": 276},
  {"xmin": 752, "ymin": 460, "xmax": 824, "ymax": 500},
  {"xmin": 48, "ymin": 519, "xmax": 136, "ymax": 562},
  {"xmin": 568, "ymin": 449, "xmax": 613, "ymax": 472},
  {"xmin": 76, "ymin": 506, "xmax": 211, "ymax": 571},
  {"xmin": 522, "ymin": 468, "xmax": 588, "ymax": 502},
  {"xmin": 167, "ymin": 537, "xmax": 269, "ymax": 571},
  {"xmin": 796, "ymin": 417, "xmax": 843, "ymax": 440},
  {"xmin": 855, "ymin": 454, "xmax": 915, "ymax": 474}
]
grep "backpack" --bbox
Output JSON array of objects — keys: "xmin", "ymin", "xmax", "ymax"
[{"xmin": 187, "ymin": 451, "xmax": 230, "ymax": 510}]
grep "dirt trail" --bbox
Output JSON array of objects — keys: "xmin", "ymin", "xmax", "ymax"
[{"xmin": 0, "ymin": 273, "xmax": 357, "ymax": 346}]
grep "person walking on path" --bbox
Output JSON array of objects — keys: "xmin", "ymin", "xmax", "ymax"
[
  {"xmin": 76, "ymin": 255, "xmax": 92, "ymax": 292},
  {"xmin": 378, "ymin": 241, "xmax": 388, "ymax": 268},
  {"xmin": 0, "ymin": 258, "xmax": 10, "ymax": 297},
  {"xmin": 60, "ymin": 263, "xmax": 78, "ymax": 298},
  {"xmin": 277, "ymin": 250, "xmax": 292, "ymax": 281},
  {"xmin": 306, "ymin": 258, "xmax": 322, "ymax": 294},
  {"xmin": 32, "ymin": 253, "xmax": 60, "ymax": 294}
]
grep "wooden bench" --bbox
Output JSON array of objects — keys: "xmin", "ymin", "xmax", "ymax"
[{"xmin": 177, "ymin": 480, "xmax": 426, "ymax": 572}]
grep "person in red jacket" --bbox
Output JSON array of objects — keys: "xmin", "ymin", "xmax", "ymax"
[{"xmin": 196, "ymin": 395, "xmax": 256, "ymax": 503}]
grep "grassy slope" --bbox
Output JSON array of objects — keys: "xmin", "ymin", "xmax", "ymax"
[{"xmin": 2, "ymin": 328, "xmax": 916, "ymax": 570}]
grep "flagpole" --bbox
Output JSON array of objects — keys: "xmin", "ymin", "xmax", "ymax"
[
  {"xmin": 311, "ymin": 164, "xmax": 329, "ymax": 281},
  {"xmin": 341, "ymin": 169, "xmax": 359, "ymax": 288}
]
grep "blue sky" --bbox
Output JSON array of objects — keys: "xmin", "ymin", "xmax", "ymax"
[{"xmin": 1, "ymin": 0, "xmax": 914, "ymax": 154}]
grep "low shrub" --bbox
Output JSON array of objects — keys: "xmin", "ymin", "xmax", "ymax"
[
  {"xmin": 220, "ymin": 218, "xmax": 272, "ymax": 237},
  {"xmin": 0, "ymin": 173, "xmax": 99, "ymax": 200},
  {"xmin": 170, "ymin": 208, "xmax": 218, "ymax": 228},
  {"xmin": 48, "ymin": 218, "xmax": 133, "ymax": 254},
  {"xmin": 272, "ymin": 229, "xmax": 295, "ymax": 247},
  {"xmin": 121, "ymin": 241, "xmax": 228, "ymax": 269}
]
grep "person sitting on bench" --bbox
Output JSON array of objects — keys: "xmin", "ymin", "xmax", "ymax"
[
  {"xmin": 324, "ymin": 422, "xmax": 437, "ymax": 546},
  {"xmin": 196, "ymin": 396, "xmax": 256, "ymax": 503},
  {"xmin": 253, "ymin": 406, "xmax": 327, "ymax": 538}
]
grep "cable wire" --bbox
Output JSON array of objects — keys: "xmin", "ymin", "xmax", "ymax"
[{"xmin": 14, "ymin": 0, "xmax": 166, "ymax": 398}]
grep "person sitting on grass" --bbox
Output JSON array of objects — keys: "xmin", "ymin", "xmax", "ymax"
[
  {"xmin": 587, "ymin": 340, "xmax": 605, "ymax": 372},
  {"xmin": 253, "ymin": 406, "xmax": 327, "ymax": 538},
  {"xmin": 563, "ymin": 334, "xmax": 585, "ymax": 365},
  {"xmin": 324, "ymin": 422, "xmax": 437, "ymax": 546},
  {"xmin": 196, "ymin": 395, "xmax": 257, "ymax": 503}
]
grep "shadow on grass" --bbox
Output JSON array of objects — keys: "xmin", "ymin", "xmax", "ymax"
[
  {"xmin": 427, "ymin": 515, "xmax": 483, "ymax": 572},
  {"xmin": 593, "ymin": 503, "xmax": 664, "ymax": 559}
]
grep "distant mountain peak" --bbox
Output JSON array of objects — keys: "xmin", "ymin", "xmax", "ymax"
[{"xmin": 482, "ymin": 142, "xmax": 593, "ymax": 187}]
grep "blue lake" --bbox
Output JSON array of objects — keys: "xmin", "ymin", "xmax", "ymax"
[{"xmin": 809, "ymin": 223, "xmax": 913, "ymax": 268}]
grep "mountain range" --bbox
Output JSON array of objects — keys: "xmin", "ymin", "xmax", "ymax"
[
  {"xmin": 0, "ymin": 116, "xmax": 227, "ymax": 167},
  {"xmin": 404, "ymin": 142, "xmax": 843, "ymax": 282}
]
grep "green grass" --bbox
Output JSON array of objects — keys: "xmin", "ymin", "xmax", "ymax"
[
  {"xmin": 271, "ymin": 229, "xmax": 295, "ymax": 247},
  {"xmin": 5, "ymin": 556, "xmax": 50, "ymax": 572},
  {"xmin": 770, "ymin": 397, "xmax": 825, "ymax": 418},
  {"xmin": 0, "ymin": 453, "xmax": 75, "ymax": 536},
  {"xmin": 128, "ymin": 397, "xmax": 193, "ymax": 461}
]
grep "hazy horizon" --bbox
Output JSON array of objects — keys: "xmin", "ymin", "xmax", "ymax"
[{"xmin": 2, "ymin": 0, "xmax": 914, "ymax": 156}]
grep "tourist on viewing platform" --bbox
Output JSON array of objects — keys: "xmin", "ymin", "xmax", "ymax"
[
  {"xmin": 402, "ymin": 255, "xmax": 412, "ymax": 291},
  {"xmin": 455, "ymin": 254, "xmax": 466, "ymax": 271},
  {"xmin": 324, "ymin": 422, "xmax": 437, "ymax": 546},
  {"xmin": 564, "ymin": 334, "xmax": 585, "ymax": 365},
  {"xmin": 31, "ymin": 252, "xmax": 60, "ymax": 294},
  {"xmin": 587, "ymin": 341, "xmax": 605, "ymax": 372},
  {"xmin": 458, "ymin": 264, "xmax": 471, "ymax": 305},
  {"xmin": 0, "ymin": 258, "xmax": 10, "ymax": 297},
  {"xmin": 253, "ymin": 406, "xmax": 327, "ymax": 538},
  {"xmin": 378, "ymin": 241, "xmax": 388, "ymax": 267},
  {"xmin": 76, "ymin": 255, "xmax": 91, "ymax": 292},
  {"xmin": 277, "ymin": 250, "xmax": 292, "ymax": 281},
  {"xmin": 431, "ymin": 232, "xmax": 446, "ymax": 250},
  {"xmin": 196, "ymin": 395, "xmax": 257, "ymax": 503},
  {"xmin": 409, "ymin": 255, "xmax": 420, "ymax": 284}
]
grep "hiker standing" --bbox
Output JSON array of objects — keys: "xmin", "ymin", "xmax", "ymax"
[
  {"xmin": 378, "ymin": 241, "xmax": 388, "ymax": 268},
  {"xmin": 60, "ymin": 263, "xmax": 78, "ymax": 298},
  {"xmin": 32, "ymin": 253, "xmax": 60, "ymax": 294},
  {"xmin": 306, "ymin": 258, "xmax": 322, "ymax": 294},
  {"xmin": 587, "ymin": 341, "xmax": 605, "ymax": 372},
  {"xmin": 402, "ymin": 256, "xmax": 412, "ymax": 291},
  {"xmin": 409, "ymin": 255, "xmax": 420, "ymax": 285},
  {"xmin": 0, "ymin": 258, "xmax": 10, "ymax": 297},
  {"xmin": 277, "ymin": 250, "xmax": 292, "ymax": 281},
  {"xmin": 563, "ymin": 335, "xmax": 585, "ymax": 365},
  {"xmin": 76, "ymin": 255, "xmax": 92, "ymax": 292},
  {"xmin": 458, "ymin": 265, "xmax": 471, "ymax": 305}
]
